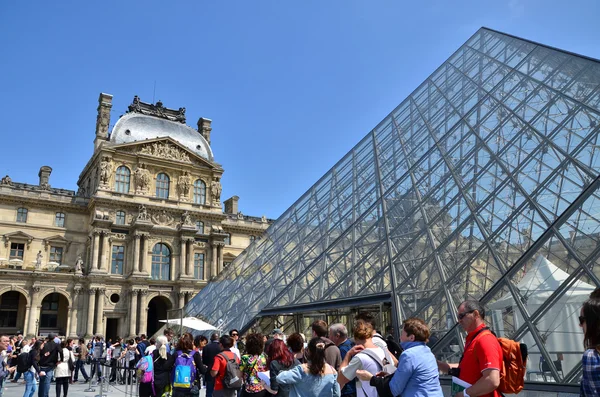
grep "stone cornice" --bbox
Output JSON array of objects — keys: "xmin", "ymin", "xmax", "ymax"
[{"xmin": 0, "ymin": 190, "xmax": 89, "ymax": 212}]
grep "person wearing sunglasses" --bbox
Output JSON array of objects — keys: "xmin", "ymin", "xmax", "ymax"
[
  {"xmin": 579, "ymin": 288, "xmax": 600, "ymax": 396},
  {"xmin": 437, "ymin": 300, "xmax": 502, "ymax": 397}
]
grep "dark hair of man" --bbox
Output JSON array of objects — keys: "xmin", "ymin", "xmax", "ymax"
[
  {"xmin": 266, "ymin": 339, "xmax": 294, "ymax": 368},
  {"xmin": 582, "ymin": 298, "xmax": 600, "ymax": 349},
  {"xmin": 245, "ymin": 333, "xmax": 264, "ymax": 356},
  {"xmin": 128, "ymin": 339, "xmax": 135, "ymax": 345},
  {"xmin": 403, "ymin": 318, "xmax": 430, "ymax": 342},
  {"xmin": 176, "ymin": 333, "xmax": 194, "ymax": 351},
  {"xmin": 311, "ymin": 320, "xmax": 328, "ymax": 337},
  {"xmin": 590, "ymin": 288, "xmax": 600, "ymax": 300},
  {"xmin": 79, "ymin": 338, "xmax": 85, "ymax": 344},
  {"xmin": 149, "ymin": 338, "xmax": 156, "ymax": 345},
  {"xmin": 164, "ymin": 328, "xmax": 174, "ymax": 337},
  {"xmin": 210, "ymin": 332, "xmax": 219, "ymax": 341},
  {"xmin": 355, "ymin": 312, "xmax": 378, "ymax": 330},
  {"xmin": 135, "ymin": 336, "xmax": 141, "ymax": 343},
  {"xmin": 229, "ymin": 329, "xmax": 239, "ymax": 337},
  {"xmin": 219, "ymin": 335, "xmax": 233, "ymax": 349},
  {"xmin": 306, "ymin": 337, "xmax": 327, "ymax": 376},
  {"xmin": 462, "ymin": 300, "xmax": 486, "ymax": 320},
  {"xmin": 141, "ymin": 334, "xmax": 147, "ymax": 339},
  {"xmin": 286, "ymin": 333, "xmax": 304, "ymax": 354}
]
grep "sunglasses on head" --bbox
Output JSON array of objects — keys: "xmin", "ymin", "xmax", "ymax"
[
  {"xmin": 457, "ymin": 310, "xmax": 475, "ymax": 320},
  {"xmin": 579, "ymin": 316, "xmax": 586, "ymax": 326}
]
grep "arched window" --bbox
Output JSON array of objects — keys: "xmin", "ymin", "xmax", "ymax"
[
  {"xmin": 156, "ymin": 173, "xmax": 170, "ymax": 199},
  {"xmin": 116, "ymin": 210, "xmax": 126, "ymax": 225},
  {"xmin": 16, "ymin": 208, "xmax": 28, "ymax": 223},
  {"xmin": 115, "ymin": 166, "xmax": 131, "ymax": 193},
  {"xmin": 193, "ymin": 179, "xmax": 206, "ymax": 205},
  {"xmin": 151, "ymin": 243, "xmax": 171, "ymax": 280},
  {"xmin": 55, "ymin": 212, "xmax": 65, "ymax": 227}
]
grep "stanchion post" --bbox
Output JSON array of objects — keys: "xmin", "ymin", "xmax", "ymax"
[{"xmin": 84, "ymin": 364, "xmax": 96, "ymax": 392}]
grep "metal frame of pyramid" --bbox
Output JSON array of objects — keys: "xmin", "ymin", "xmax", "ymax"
[{"xmin": 186, "ymin": 27, "xmax": 600, "ymax": 384}]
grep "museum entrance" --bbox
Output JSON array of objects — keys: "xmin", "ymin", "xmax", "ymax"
[
  {"xmin": 106, "ymin": 318, "xmax": 119, "ymax": 342},
  {"xmin": 147, "ymin": 296, "xmax": 172, "ymax": 336}
]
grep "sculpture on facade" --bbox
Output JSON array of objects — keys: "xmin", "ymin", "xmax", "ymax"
[
  {"xmin": 137, "ymin": 204, "xmax": 150, "ymax": 221},
  {"xmin": 139, "ymin": 142, "xmax": 190, "ymax": 162},
  {"xmin": 181, "ymin": 211, "xmax": 194, "ymax": 226},
  {"xmin": 98, "ymin": 157, "xmax": 113, "ymax": 186},
  {"xmin": 211, "ymin": 178, "xmax": 222, "ymax": 206},
  {"xmin": 36, "ymin": 251, "xmax": 42, "ymax": 268},
  {"xmin": 75, "ymin": 256, "xmax": 84, "ymax": 273},
  {"xmin": 0, "ymin": 175, "xmax": 12, "ymax": 186},
  {"xmin": 134, "ymin": 163, "xmax": 151, "ymax": 194},
  {"xmin": 261, "ymin": 215, "xmax": 268, "ymax": 223},
  {"xmin": 177, "ymin": 171, "xmax": 192, "ymax": 199}
]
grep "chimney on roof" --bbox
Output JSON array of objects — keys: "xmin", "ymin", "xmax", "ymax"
[
  {"xmin": 198, "ymin": 117, "xmax": 212, "ymax": 146},
  {"xmin": 38, "ymin": 166, "xmax": 52, "ymax": 189},
  {"xmin": 224, "ymin": 196, "xmax": 239, "ymax": 215},
  {"xmin": 94, "ymin": 92, "xmax": 113, "ymax": 151}
]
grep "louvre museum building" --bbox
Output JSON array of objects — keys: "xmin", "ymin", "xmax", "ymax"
[
  {"xmin": 0, "ymin": 95, "xmax": 270, "ymax": 340},
  {"xmin": 184, "ymin": 28, "xmax": 600, "ymax": 391}
]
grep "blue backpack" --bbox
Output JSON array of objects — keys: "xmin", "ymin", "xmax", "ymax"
[{"xmin": 172, "ymin": 350, "xmax": 197, "ymax": 389}]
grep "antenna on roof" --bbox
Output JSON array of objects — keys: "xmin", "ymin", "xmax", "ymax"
[{"xmin": 152, "ymin": 80, "xmax": 157, "ymax": 103}]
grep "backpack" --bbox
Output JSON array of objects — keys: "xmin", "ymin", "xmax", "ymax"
[
  {"xmin": 16, "ymin": 351, "xmax": 30, "ymax": 374},
  {"xmin": 173, "ymin": 350, "xmax": 197, "ymax": 389},
  {"xmin": 472, "ymin": 327, "xmax": 528, "ymax": 395},
  {"xmin": 219, "ymin": 352, "xmax": 243, "ymax": 390},
  {"xmin": 136, "ymin": 354, "xmax": 155, "ymax": 384}
]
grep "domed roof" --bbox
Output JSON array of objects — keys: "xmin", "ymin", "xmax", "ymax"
[{"xmin": 110, "ymin": 112, "xmax": 214, "ymax": 162}]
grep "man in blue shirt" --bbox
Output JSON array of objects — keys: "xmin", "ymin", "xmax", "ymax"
[
  {"xmin": 329, "ymin": 323, "xmax": 356, "ymax": 397},
  {"xmin": 356, "ymin": 318, "xmax": 443, "ymax": 397}
]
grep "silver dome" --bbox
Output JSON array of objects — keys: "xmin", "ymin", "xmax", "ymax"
[{"xmin": 110, "ymin": 113, "xmax": 214, "ymax": 162}]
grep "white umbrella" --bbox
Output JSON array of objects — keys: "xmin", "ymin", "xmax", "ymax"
[{"xmin": 159, "ymin": 317, "xmax": 218, "ymax": 331}]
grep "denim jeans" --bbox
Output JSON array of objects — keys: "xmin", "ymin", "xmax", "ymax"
[
  {"xmin": 73, "ymin": 359, "xmax": 89, "ymax": 381},
  {"xmin": 206, "ymin": 378, "xmax": 215, "ymax": 397},
  {"xmin": 37, "ymin": 367, "xmax": 53, "ymax": 397},
  {"xmin": 24, "ymin": 371, "xmax": 38, "ymax": 397}
]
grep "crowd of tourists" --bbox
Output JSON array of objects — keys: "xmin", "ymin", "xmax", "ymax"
[{"xmin": 0, "ymin": 289, "xmax": 598, "ymax": 397}]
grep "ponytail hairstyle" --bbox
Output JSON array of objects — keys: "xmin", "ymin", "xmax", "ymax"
[
  {"xmin": 306, "ymin": 337, "xmax": 327, "ymax": 376},
  {"xmin": 156, "ymin": 335, "xmax": 168, "ymax": 360}
]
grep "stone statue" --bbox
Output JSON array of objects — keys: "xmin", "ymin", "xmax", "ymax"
[
  {"xmin": 98, "ymin": 157, "xmax": 112, "ymax": 186},
  {"xmin": 134, "ymin": 163, "xmax": 151, "ymax": 194},
  {"xmin": 75, "ymin": 256, "xmax": 84, "ymax": 273},
  {"xmin": 0, "ymin": 175, "xmax": 12, "ymax": 186},
  {"xmin": 36, "ymin": 251, "xmax": 42, "ymax": 268},
  {"xmin": 177, "ymin": 171, "xmax": 191, "ymax": 198},
  {"xmin": 181, "ymin": 211, "xmax": 193, "ymax": 226},
  {"xmin": 261, "ymin": 215, "xmax": 267, "ymax": 223},
  {"xmin": 211, "ymin": 178, "xmax": 222, "ymax": 205},
  {"xmin": 237, "ymin": 211, "xmax": 244, "ymax": 220},
  {"xmin": 137, "ymin": 204, "xmax": 150, "ymax": 221}
]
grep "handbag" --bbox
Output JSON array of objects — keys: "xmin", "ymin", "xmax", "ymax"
[{"xmin": 67, "ymin": 351, "xmax": 75, "ymax": 371}]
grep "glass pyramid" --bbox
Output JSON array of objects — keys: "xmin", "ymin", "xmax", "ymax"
[{"xmin": 186, "ymin": 27, "xmax": 600, "ymax": 384}]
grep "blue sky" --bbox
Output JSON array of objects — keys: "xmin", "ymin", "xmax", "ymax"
[{"xmin": 1, "ymin": 0, "xmax": 599, "ymax": 219}]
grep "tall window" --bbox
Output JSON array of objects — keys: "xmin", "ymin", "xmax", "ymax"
[
  {"xmin": 116, "ymin": 210, "xmax": 126, "ymax": 225},
  {"xmin": 55, "ymin": 212, "xmax": 65, "ymax": 227},
  {"xmin": 115, "ymin": 166, "xmax": 131, "ymax": 193},
  {"xmin": 193, "ymin": 180, "xmax": 206, "ymax": 204},
  {"xmin": 16, "ymin": 208, "xmax": 28, "ymax": 223},
  {"xmin": 194, "ymin": 253, "xmax": 205, "ymax": 280},
  {"xmin": 9, "ymin": 243, "xmax": 24, "ymax": 260},
  {"xmin": 224, "ymin": 233, "xmax": 231, "ymax": 245},
  {"xmin": 40, "ymin": 293, "xmax": 59, "ymax": 328},
  {"xmin": 49, "ymin": 247, "xmax": 63, "ymax": 264},
  {"xmin": 0, "ymin": 291, "xmax": 20, "ymax": 327},
  {"xmin": 111, "ymin": 245, "xmax": 125, "ymax": 274},
  {"xmin": 156, "ymin": 173, "xmax": 170, "ymax": 199},
  {"xmin": 196, "ymin": 221, "xmax": 204, "ymax": 234},
  {"xmin": 151, "ymin": 243, "xmax": 171, "ymax": 280}
]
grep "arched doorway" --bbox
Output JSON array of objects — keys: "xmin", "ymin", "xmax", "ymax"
[
  {"xmin": 0, "ymin": 291, "xmax": 27, "ymax": 335},
  {"xmin": 147, "ymin": 296, "xmax": 172, "ymax": 336},
  {"xmin": 39, "ymin": 293, "xmax": 69, "ymax": 336}
]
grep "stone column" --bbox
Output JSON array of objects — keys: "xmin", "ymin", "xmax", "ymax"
[
  {"xmin": 178, "ymin": 292, "xmax": 185, "ymax": 309},
  {"xmin": 86, "ymin": 288, "xmax": 97, "ymax": 336},
  {"xmin": 132, "ymin": 234, "xmax": 140, "ymax": 275},
  {"xmin": 211, "ymin": 244, "xmax": 217, "ymax": 278},
  {"xmin": 140, "ymin": 236, "xmax": 148, "ymax": 274},
  {"xmin": 180, "ymin": 238, "xmax": 187, "ymax": 278},
  {"xmin": 69, "ymin": 289, "xmax": 80, "ymax": 337},
  {"xmin": 95, "ymin": 289, "xmax": 105, "ymax": 336},
  {"xmin": 91, "ymin": 232, "xmax": 100, "ymax": 272},
  {"xmin": 186, "ymin": 240, "xmax": 194, "ymax": 277},
  {"xmin": 99, "ymin": 233, "xmax": 109, "ymax": 272},
  {"xmin": 138, "ymin": 290, "xmax": 148, "ymax": 336},
  {"xmin": 129, "ymin": 290, "xmax": 138, "ymax": 336},
  {"xmin": 26, "ymin": 287, "xmax": 40, "ymax": 336}
]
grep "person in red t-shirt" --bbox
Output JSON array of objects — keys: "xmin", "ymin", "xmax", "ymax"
[
  {"xmin": 210, "ymin": 334, "xmax": 240, "ymax": 397},
  {"xmin": 438, "ymin": 300, "xmax": 502, "ymax": 397}
]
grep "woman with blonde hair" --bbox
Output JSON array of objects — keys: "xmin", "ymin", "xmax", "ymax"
[
  {"xmin": 276, "ymin": 337, "xmax": 340, "ymax": 397},
  {"xmin": 150, "ymin": 335, "xmax": 175, "ymax": 397}
]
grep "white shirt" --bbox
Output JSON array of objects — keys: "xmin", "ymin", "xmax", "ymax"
[
  {"xmin": 341, "ymin": 347, "xmax": 385, "ymax": 397},
  {"xmin": 145, "ymin": 345, "xmax": 156, "ymax": 355}
]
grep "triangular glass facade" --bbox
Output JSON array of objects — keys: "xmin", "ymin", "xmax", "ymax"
[{"xmin": 186, "ymin": 27, "xmax": 600, "ymax": 383}]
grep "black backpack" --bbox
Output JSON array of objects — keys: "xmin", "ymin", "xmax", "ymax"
[
  {"xmin": 219, "ymin": 352, "xmax": 243, "ymax": 390},
  {"xmin": 16, "ymin": 351, "xmax": 30, "ymax": 374}
]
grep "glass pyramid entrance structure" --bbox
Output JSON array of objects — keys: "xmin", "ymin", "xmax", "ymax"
[{"xmin": 185, "ymin": 27, "xmax": 600, "ymax": 384}]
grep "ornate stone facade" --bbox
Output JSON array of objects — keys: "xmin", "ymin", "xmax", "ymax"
[{"xmin": 0, "ymin": 93, "xmax": 271, "ymax": 339}]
